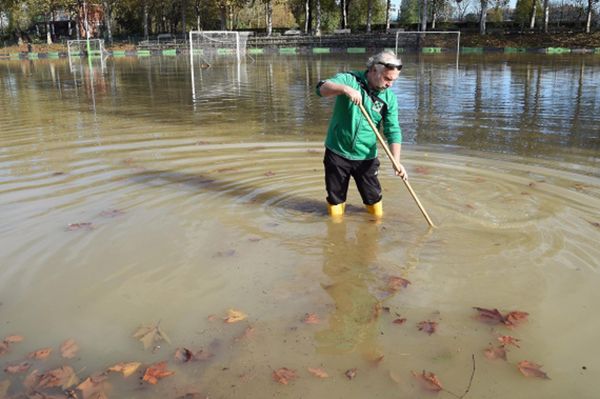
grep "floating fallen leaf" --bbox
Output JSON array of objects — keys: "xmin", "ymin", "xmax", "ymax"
[
  {"xmin": 4, "ymin": 361, "xmax": 32, "ymax": 374},
  {"xmin": 412, "ymin": 370, "xmax": 443, "ymax": 392},
  {"xmin": 234, "ymin": 326, "xmax": 255, "ymax": 342},
  {"xmin": 36, "ymin": 366, "xmax": 79, "ymax": 390},
  {"xmin": 393, "ymin": 318, "xmax": 407, "ymax": 325},
  {"xmin": 498, "ymin": 335, "xmax": 521, "ymax": 348},
  {"xmin": 0, "ymin": 342, "xmax": 8, "ymax": 356},
  {"xmin": 27, "ymin": 348, "xmax": 52, "ymax": 360},
  {"xmin": 224, "ymin": 309, "xmax": 247, "ymax": 323},
  {"xmin": 473, "ymin": 307, "xmax": 529, "ymax": 328},
  {"xmin": 389, "ymin": 370, "xmax": 402, "ymax": 384},
  {"xmin": 517, "ymin": 360, "xmax": 550, "ymax": 379},
  {"xmin": 174, "ymin": 348, "xmax": 214, "ymax": 362},
  {"xmin": 387, "ymin": 276, "xmax": 411, "ymax": 292},
  {"xmin": 303, "ymin": 313, "xmax": 320, "ymax": 324},
  {"xmin": 484, "ymin": 346, "xmax": 507, "ymax": 360},
  {"xmin": 504, "ymin": 311, "xmax": 529, "ymax": 328},
  {"xmin": 307, "ymin": 367, "xmax": 329, "ymax": 378},
  {"xmin": 417, "ymin": 321, "xmax": 438, "ymax": 335},
  {"xmin": 272, "ymin": 368, "xmax": 297, "ymax": 385},
  {"xmin": 344, "ymin": 368, "xmax": 357, "ymax": 380},
  {"xmin": 99, "ymin": 209, "xmax": 126, "ymax": 218},
  {"xmin": 143, "ymin": 361, "xmax": 175, "ymax": 384},
  {"xmin": 415, "ymin": 166, "xmax": 431, "ymax": 175},
  {"xmin": 60, "ymin": 338, "xmax": 79, "ymax": 359},
  {"xmin": 3, "ymin": 335, "xmax": 24, "ymax": 344},
  {"xmin": 107, "ymin": 362, "xmax": 141, "ymax": 377},
  {"xmin": 264, "ymin": 171, "xmax": 276, "ymax": 177},
  {"xmin": 132, "ymin": 322, "xmax": 171, "ymax": 350},
  {"xmin": 66, "ymin": 222, "xmax": 94, "ymax": 231},
  {"xmin": 587, "ymin": 220, "xmax": 600, "ymax": 228},
  {"xmin": 77, "ymin": 373, "xmax": 110, "ymax": 399}
]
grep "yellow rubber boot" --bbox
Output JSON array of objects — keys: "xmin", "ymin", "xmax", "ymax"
[
  {"xmin": 366, "ymin": 201, "xmax": 383, "ymax": 218},
  {"xmin": 327, "ymin": 203, "xmax": 345, "ymax": 221}
]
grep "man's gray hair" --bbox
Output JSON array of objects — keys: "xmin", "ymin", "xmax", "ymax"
[{"xmin": 366, "ymin": 51, "xmax": 402, "ymax": 70}]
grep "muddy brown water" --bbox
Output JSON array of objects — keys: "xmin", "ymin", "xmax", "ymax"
[{"xmin": 0, "ymin": 53, "xmax": 599, "ymax": 398}]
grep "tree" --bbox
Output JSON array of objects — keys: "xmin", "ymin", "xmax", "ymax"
[
  {"xmin": 542, "ymin": 0, "xmax": 549, "ymax": 32},
  {"xmin": 399, "ymin": 0, "xmax": 420, "ymax": 25},
  {"xmin": 421, "ymin": 0, "xmax": 428, "ymax": 30},
  {"xmin": 479, "ymin": 0, "xmax": 487, "ymax": 34},
  {"xmin": 366, "ymin": 0, "xmax": 373, "ymax": 31},
  {"xmin": 585, "ymin": 0, "xmax": 598, "ymax": 32},
  {"xmin": 454, "ymin": 0, "xmax": 471, "ymax": 21}
]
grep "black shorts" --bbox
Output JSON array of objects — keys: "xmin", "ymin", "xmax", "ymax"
[{"xmin": 323, "ymin": 149, "xmax": 382, "ymax": 206}]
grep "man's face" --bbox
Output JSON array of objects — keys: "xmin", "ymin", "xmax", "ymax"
[{"xmin": 369, "ymin": 67, "xmax": 400, "ymax": 91}]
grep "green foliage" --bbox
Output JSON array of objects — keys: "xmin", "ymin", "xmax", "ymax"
[
  {"xmin": 399, "ymin": 0, "xmax": 419, "ymax": 25},
  {"xmin": 347, "ymin": 0, "xmax": 386, "ymax": 30},
  {"xmin": 514, "ymin": 0, "xmax": 540, "ymax": 26}
]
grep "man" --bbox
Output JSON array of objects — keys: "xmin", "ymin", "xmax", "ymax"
[{"xmin": 316, "ymin": 51, "xmax": 407, "ymax": 220}]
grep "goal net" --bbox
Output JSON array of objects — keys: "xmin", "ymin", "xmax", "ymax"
[
  {"xmin": 394, "ymin": 31, "xmax": 460, "ymax": 54},
  {"xmin": 67, "ymin": 39, "xmax": 107, "ymax": 58},
  {"xmin": 188, "ymin": 31, "xmax": 250, "ymax": 60}
]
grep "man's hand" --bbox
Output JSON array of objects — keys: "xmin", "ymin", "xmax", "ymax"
[
  {"xmin": 395, "ymin": 163, "xmax": 408, "ymax": 181},
  {"xmin": 343, "ymin": 87, "xmax": 362, "ymax": 105}
]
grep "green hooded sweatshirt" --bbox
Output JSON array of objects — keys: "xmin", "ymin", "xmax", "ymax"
[{"xmin": 317, "ymin": 70, "xmax": 402, "ymax": 160}]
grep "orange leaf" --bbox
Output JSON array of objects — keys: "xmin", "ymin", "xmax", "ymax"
[
  {"xmin": 303, "ymin": 313, "xmax": 320, "ymax": 324},
  {"xmin": 27, "ymin": 348, "xmax": 52, "ymax": 360},
  {"xmin": 142, "ymin": 361, "xmax": 175, "ymax": 384},
  {"xmin": 484, "ymin": 346, "xmax": 507, "ymax": 360},
  {"xmin": 504, "ymin": 311, "xmax": 529, "ymax": 328},
  {"xmin": 0, "ymin": 342, "xmax": 8, "ymax": 356},
  {"xmin": 224, "ymin": 309, "xmax": 247, "ymax": 323},
  {"xmin": 36, "ymin": 366, "xmax": 79, "ymax": 390},
  {"xmin": 60, "ymin": 338, "xmax": 80, "ymax": 359},
  {"xmin": 77, "ymin": 373, "xmax": 110, "ymax": 399},
  {"xmin": 393, "ymin": 318, "xmax": 407, "ymax": 325},
  {"xmin": 517, "ymin": 360, "xmax": 550, "ymax": 379},
  {"xmin": 498, "ymin": 335, "xmax": 521, "ymax": 348},
  {"xmin": 107, "ymin": 362, "xmax": 141, "ymax": 377},
  {"xmin": 234, "ymin": 326, "xmax": 255, "ymax": 342},
  {"xmin": 307, "ymin": 367, "xmax": 329, "ymax": 378},
  {"xmin": 132, "ymin": 322, "xmax": 171, "ymax": 350},
  {"xmin": 412, "ymin": 370, "xmax": 443, "ymax": 392},
  {"xmin": 3, "ymin": 335, "xmax": 24, "ymax": 344},
  {"xmin": 272, "ymin": 368, "xmax": 297, "ymax": 385},
  {"xmin": 387, "ymin": 276, "xmax": 411, "ymax": 292},
  {"xmin": 4, "ymin": 361, "xmax": 32, "ymax": 374}
]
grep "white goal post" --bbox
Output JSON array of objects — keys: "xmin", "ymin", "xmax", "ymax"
[
  {"xmin": 67, "ymin": 39, "xmax": 107, "ymax": 58},
  {"xmin": 394, "ymin": 31, "xmax": 461, "ymax": 67},
  {"xmin": 188, "ymin": 30, "xmax": 250, "ymax": 62}
]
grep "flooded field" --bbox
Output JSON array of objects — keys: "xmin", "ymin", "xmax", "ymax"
[{"xmin": 0, "ymin": 53, "xmax": 599, "ymax": 398}]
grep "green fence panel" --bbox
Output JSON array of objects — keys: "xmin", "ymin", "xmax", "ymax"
[
  {"xmin": 217, "ymin": 48, "xmax": 235, "ymax": 55},
  {"xmin": 595, "ymin": 48, "xmax": 600, "ymax": 54},
  {"xmin": 546, "ymin": 47, "xmax": 571, "ymax": 54},
  {"xmin": 347, "ymin": 47, "xmax": 366, "ymax": 54},
  {"xmin": 248, "ymin": 48, "xmax": 264, "ymax": 55},
  {"xmin": 112, "ymin": 50, "xmax": 126, "ymax": 57},
  {"xmin": 27, "ymin": 53, "xmax": 39, "ymax": 59},
  {"xmin": 312, "ymin": 47, "xmax": 330, "ymax": 54},
  {"xmin": 422, "ymin": 47, "xmax": 442, "ymax": 54},
  {"xmin": 279, "ymin": 47, "xmax": 297, "ymax": 54},
  {"xmin": 504, "ymin": 47, "xmax": 526, "ymax": 53},
  {"xmin": 9, "ymin": 53, "xmax": 21, "ymax": 60},
  {"xmin": 162, "ymin": 49, "xmax": 177, "ymax": 56},
  {"xmin": 47, "ymin": 52, "xmax": 60, "ymax": 59},
  {"xmin": 137, "ymin": 50, "xmax": 151, "ymax": 57}
]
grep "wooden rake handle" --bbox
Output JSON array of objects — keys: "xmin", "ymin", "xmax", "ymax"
[{"xmin": 358, "ymin": 103, "xmax": 436, "ymax": 228}]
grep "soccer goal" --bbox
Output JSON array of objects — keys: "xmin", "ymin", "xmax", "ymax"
[
  {"xmin": 188, "ymin": 31, "xmax": 250, "ymax": 61},
  {"xmin": 67, "ymin": 39, "xmax": 107, "ymax": 58}
]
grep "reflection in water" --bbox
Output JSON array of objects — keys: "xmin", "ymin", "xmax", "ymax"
[{"xmin": 317, "ymin": 221, "xmax": 382, "ymax": 360}]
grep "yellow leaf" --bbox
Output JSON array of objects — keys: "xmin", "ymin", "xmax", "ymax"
[
  {"xmin": 107, "ymin": 362, "xmax": 141, "ymax": 377},
  {"xmin": 224, "ymin": 309, "xmax": 247, "ymax": 323}
]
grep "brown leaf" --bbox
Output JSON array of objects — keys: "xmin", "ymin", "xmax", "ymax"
[
  {"xmin": 498, "ymin": 335, "xmax": 521, "ymax": 348},
  {"xmin": 484, "ymin": 346, "xmax": 507, "ymax": 360},
  {"xmin": 27, "ymin": 348, "xmax": 52, "ymax": 360},
  {"xmin": 234, "ymin": 326, "xmax": 255, "ymax": 342},
  {"xmin": 60, "ymin": 338, "xmax": 79, "ymax": 359},
  {"xmin": 387, "ymin": 276, "xmax": 411, "ymax": 292},
  {"xmin": 393, "ymin": 318, "xmax": 407, "ymax": 325},
  {"xmin": 0, "ymin": 342, "xmax": 8, "ymax": 357},
  {"xmin": 107, "ymin": 361, "xmax": 141, "ymax": 377},
  {"xmin": 3, "ymin": 335, "xmax": 24, "ymax": 344},
  {"xmin": 174, "ymin": 348, "xmax": 214, "ymax": 362},
  {"xmin": 415, "ymin": 166, "xmax": 431, "ymax": 175},
  {"xmin": 224, "ymin": 309, "xmax": 247, "ymax": 323},
  {"xmin": 66, "ymin": 222, "xmax": 94, "ymax": 231},
  {"xmin": 36, "ymin": 366, "xmax": 79, "ymax": 390},
  {"xmin": 344, "ymin": 368, "xmax": 357, "ymax": 380},
  {"xmin": 272, "ymin": 368, "xmax": 297, "ymax": 385},
  {"xmin": 389, "ymin": 370, "xmax": 402, "ymax": 384},
  {"xmin": 4, "ymin": 361, "xmax": 32, "ymax": 374},
  {"xmin": 517, "ymin": 360, "xmax": 550, "ymax": 379},
  {"xmin": 77, "ymin": 373, "xmax": 110, "ymax": 399},
  {"xmin": 307, "ymin": 367, "xmax": 329, "ymax": 378},
  {"xmin": 473, "ymin": 307, "xmax": 505, "ymax": 324},
  {"xmin": 142, "ymin": 361, "xmax": 175, "ymax": 384},
  {"xmin": 303, "ymin": 313, "xmax": 320, "ymax": 324},
  {"xmin": 132, "ymin": 322, "xmax": 171, "ymax": 350},
  {"xmin": 504, "ymin": 311, "xmax": 529, "ymax": 328},
  {"xmin": 412, "ymin": 370, "xmax": 443, "ymax": 392},
  {"xmin": 23, "ymin": 369, "xmax": 41, "ymax": 391},
  {"xmin": 99, "ymin": 209, "xmax": 125, "ymax": 217},
  {"xmin": 417, "ymin": 321, "xmax": 438, "ymax": 335}
]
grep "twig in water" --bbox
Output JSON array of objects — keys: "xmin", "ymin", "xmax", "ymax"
[{"xmin": 443, "ymin": 354, "xmax": 476, "ymax": 399}]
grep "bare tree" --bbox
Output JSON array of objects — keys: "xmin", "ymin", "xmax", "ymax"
[
  {"xmin": 529, "ymin": 0, "xmax": 537, "ymax": 29},
  {"xmin": 266, "ymin": 0, "xmax": 272, "ymax": 35},
  {"xmin": 542, "ymin": 0, "xmax": 549, "ymax": 32},
  {"xmin": 385, "ymin": 0, "xmax": 392, "ymax": 31},
  {"xmin": 479, "ymin": 0, "xmax": 487, "ymax": 34},
  {"xmin": 585, "ymin": 0, "xmax": 596, "ymax": 32},
  {"xmin": 455, "ymin": 0, "xmax": 471, "ymax": 20},
  {"xmin": 315, "ymin": 0, "xmax": 322, "ymax": 35},
  {"xmin": 421, "ymin": 0, "xmax": 428, "ymax": 30},
  {"xmin": 367, "ymin": 0, "xmax": 373, "ymax": 32}
]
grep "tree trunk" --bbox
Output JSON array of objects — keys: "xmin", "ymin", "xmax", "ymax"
[
  {"xmin": 181, "ymin": 0, "xmax": 187, "ymax": 37},
  {"xmin": 432, "ymin": 7, "xmax": 437, "ymax": 29},
  {"xmin": 103, "ymin": 0, "xmax": 113, "ymax": 44},
  {"xmin": 479, "ymin": 0, "xmax": 487, "ymax": 34},
  {"xmin": 143, "ymin": 0, "xmax": 149, "ymax": 40},
  {"xmin": 220, "ymin": 6, "xmax": 226, "ymax": 30},
  {"xmin": 315, "ymin": 0, "xmax": 321, "ymax": 36},
  {"xmin": 385, "ymin": 0, "xmax": 391, "ymax": 32},
  {"xmin": 529, "ymin": 2, "xmax": 537, "ymax": 29},
  {"xmin": 585, "ymin": 0, "xmax": 592, "ymax": 33},
  {"xmin": 366, "ymin": 0, "xmax": 373, "ymax": 32},
  {"xmin": 46, "ymin": 17, "xmax": 52, "ymax": 44},
  {"xmin": 421, "ymin": 0, "xmax": 428, "ymax": 31},
  {"xmin": 266, "ymin": 0, "xmax": 273, "ymax": 36},
  {"xmin": 195, "ymin": 0, "xmax": 201, "ymax": 30},
  {"xmin": 305, "ymin": 0, "xmax": 310, "ymax": 33}
]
